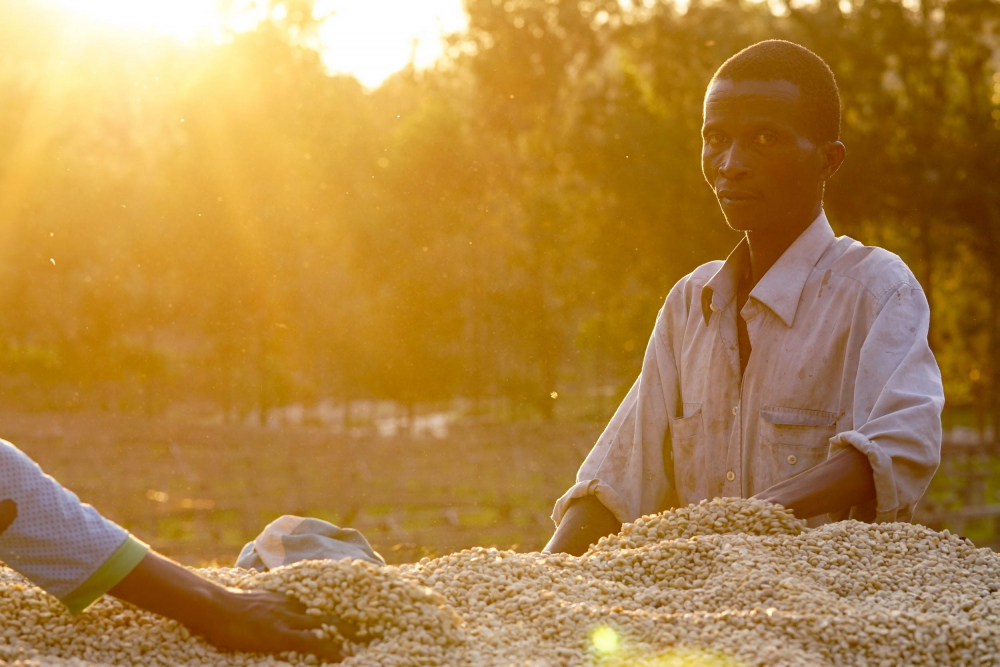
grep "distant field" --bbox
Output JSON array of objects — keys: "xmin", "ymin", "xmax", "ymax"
[
  {"xmin": 4, "ymin": 410, "xmax": 996, "ymax": 566},
  {"xmin": 4, "ymin": 411, "xmax": 602, "ymax": 565}
]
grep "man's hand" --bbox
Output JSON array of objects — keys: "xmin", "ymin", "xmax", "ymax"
[
  {"xmin": 753, "ymin": 447, "xmax": 876, "ymax": 520},
  {"xmin": 193, "ymin": 587, "xmax": 352, "ymax": 661},
  {"xmin": 543, "ymin": 495, "xmax": 622, "ymax": 556},
  {"xmin": 109, "ymin": 551, "xmax": 352, "ymax": 661}
]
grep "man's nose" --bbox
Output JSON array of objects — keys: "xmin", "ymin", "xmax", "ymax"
[{"xmin": 718, "ymin": 142, "xmax": 751, "ymax": 180}]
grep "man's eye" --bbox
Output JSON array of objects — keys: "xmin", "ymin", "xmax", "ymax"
[
  {"xmin": 755, "ymin": 132, "xmax": 777, "ymax": 145},
  {"xmin": 705, "ymin": 133, "xmax": 728, "ymax": 147}
]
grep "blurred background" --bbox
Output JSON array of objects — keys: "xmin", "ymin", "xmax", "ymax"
[{"xmin": 1, "ymin": 0, "xmax": 999, "ymax": 562}]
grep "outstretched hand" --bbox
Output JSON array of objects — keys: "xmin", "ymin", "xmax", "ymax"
[
  {"xmin": 194, "ymin": 588, "xmax": 357, "ymax": 662},
  {"xmin": 109, "ymin": 551, "xmax": 361, "ymax": 663}
]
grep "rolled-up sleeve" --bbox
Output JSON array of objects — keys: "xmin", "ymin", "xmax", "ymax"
[
  {"xmin": 0, "ymin": 440, "xmax": 149, "ymax": 613},
  {"xmin": 552, "ymin": 293, "xmax": 683, "ymax": 526},
  {"xmin": 828, "ymin": 283, "xmax": 944, "ymax": 523}
]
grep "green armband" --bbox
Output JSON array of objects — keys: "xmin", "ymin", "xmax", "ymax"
[{"xmin": 61, "ymin": 535, "xmax": 150, "ymax": 615}]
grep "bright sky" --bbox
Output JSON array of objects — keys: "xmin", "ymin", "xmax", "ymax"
[
  {"xmin": 316, "ymin": 0, "xmax": 468, "ymax": 88},
  {"xmin": 46, "ymin": 0, "xmax": 468, "ymax": 89}
]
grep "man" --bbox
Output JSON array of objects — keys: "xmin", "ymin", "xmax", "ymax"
[
  {"xmin": 545, "ymin": 40, "xmax": 944, "ymax": 556},
  {"xmin": 0, "ymin": 439, "xmax": 351, "ymax": 661}
]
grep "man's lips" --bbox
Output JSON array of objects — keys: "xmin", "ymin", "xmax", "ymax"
[{"xmin": 717, "ymin": 189, "xmax": 760, "ymax": 202}]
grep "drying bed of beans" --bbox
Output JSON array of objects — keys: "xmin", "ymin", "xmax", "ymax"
[{"xmin": 2, "ymin": 498, "xmax": 998, "ymax": 666}]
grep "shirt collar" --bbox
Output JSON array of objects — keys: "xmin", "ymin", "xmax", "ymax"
[
  {"xmin": 701, "ymin": 237, "xmax": 750, "ymax": 326},
  {"xmin": 701, "ymin": 210, "xmax": 837, "ymax": 328}
]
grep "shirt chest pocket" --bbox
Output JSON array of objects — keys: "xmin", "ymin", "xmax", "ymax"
[
  {"xmin": 669, "ymin": 403, "xmax": 708, "ymax": 504},
  {"xmin": 757, "ymin": 406, "xmax": 838, "ymax": 489}
]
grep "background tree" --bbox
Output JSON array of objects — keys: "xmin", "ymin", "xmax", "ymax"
[{"xmin": 0, "ymin": 0, "xmax": 997, "ymax": 430}]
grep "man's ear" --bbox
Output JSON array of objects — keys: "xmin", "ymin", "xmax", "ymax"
[{"xmin": 820, "ymin": 141, "xmax": 846, "ymax": 181}]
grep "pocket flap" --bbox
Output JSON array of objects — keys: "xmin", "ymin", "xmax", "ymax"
[
  {"xmin": 759, "ymin": 406, "xmax": 836, "ymax": 428},
  {"xmin": 670, "ymin": 407, "xmax": 703, "ymax": 441}
]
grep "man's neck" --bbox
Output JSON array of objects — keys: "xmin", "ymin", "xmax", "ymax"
[{"xmin": 744, "ymin": 206, "xmax": 820, "ymax": 286}]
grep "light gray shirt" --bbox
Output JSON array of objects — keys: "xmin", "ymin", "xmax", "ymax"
[
  {"xmin": 553, "ymin": 211, "xmax": 944, "ymax": 528},
  {"xmin": 0, "ymin": 439, "xmax": 148, "ymax": 613}
]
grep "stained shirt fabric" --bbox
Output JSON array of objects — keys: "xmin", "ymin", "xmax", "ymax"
[
  {"xmin": 0, "ymin": 439, "xmax": 149, "ymax": 613},
  {"xmin": 553, "ymin": 211, "xmax": 944, "ymax": 528}
]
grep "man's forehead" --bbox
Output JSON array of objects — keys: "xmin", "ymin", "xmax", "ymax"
[
  {"xmin": 707, "ymin": 78, "xmax": 802, "ymax": 101},
  {"xmin": 703, "ymin": 78, "xmax": 804, "ymax": 123}
]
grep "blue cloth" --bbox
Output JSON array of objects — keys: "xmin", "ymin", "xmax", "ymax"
[{"xmin": 237, "ymin": 515, "xmax": 385, "ymax": 571}]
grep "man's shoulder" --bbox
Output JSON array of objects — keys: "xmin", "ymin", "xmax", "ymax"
[
  {"xmin": 823, "ymin": 236, "xmax": 921, "ymax": 303},
  {"xmin": 663, "ymin": 260, "xmax": 725, "ymax": 309},
  {"xmin": 688, "ymin": 259, "xmax": 727, "ymax": 285}
]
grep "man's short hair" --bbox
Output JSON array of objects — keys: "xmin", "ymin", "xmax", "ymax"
[{"xmin": 710, "ymin": 40, "xmax": 841, "ymax": 142}]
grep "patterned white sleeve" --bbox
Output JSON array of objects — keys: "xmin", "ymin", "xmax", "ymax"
[{"xmin": 0, "ymin": 439, "xmax": 131, "ymax": 600}]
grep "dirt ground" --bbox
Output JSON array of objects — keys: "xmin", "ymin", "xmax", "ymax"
[
  {"xmin": 4, "ymin": 409, "xmax": 995, "ymax": 565},
  {"xmin": 3, "ymin": 410, "xmax": 602, "ymax": 565}
]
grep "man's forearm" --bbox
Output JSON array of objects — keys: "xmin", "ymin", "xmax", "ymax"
[
  {"xmin": 109, "ymin": 551, "xmax": 347, "ymax": 660},
  {"xmin": 753, "ymin": 447, "xmax": 876, "ymax": 519},
  {"xmin": 543, "ymin": 495, "xmax": 622, "ymax": 556},
  {"xmin": 109, "ymin": 551, "xmax": 228, "ymax": 635}
]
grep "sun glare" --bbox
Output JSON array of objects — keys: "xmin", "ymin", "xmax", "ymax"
[
  {"xmin": 49, "ymin": 0, "xmax": 221, "ymax": 39},
  {"xmin": 591, "ymin": 625, "xmax": 621, "ymax": 655},
  {"xmin": 316, "ymin": 0, "xmax": 467, "ymax": 89},
  {"xmin": 43, "ymin": 0, "xmax": 467, "ymax": 88}
]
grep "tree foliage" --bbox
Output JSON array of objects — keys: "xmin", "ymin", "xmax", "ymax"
[{"xmin": 0, "ymin": 0, "xmax": 997, "ymax": 422}]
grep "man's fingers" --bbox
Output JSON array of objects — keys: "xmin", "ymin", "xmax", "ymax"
[
  {"xmin": 283, "ymin": 611, "xmax": 326, "ymax": 630},
  {"xmin": 284, "ymin": 628, "xmax": 345, "ymax": 663},
  {"xmin": 266, "ymin": 590, "xmax": 308, "ymax": 612},
  {"xmin": 267, "ymin": 592, "xmax": 362, "ymax": 645},
  {"xmin": 334, "ymin": 620, "xmax": 362, "ymax": 643},
  {"xmin": 283, "ymin": 613, "xmax": 362, "ymax": 644},
  {"xmin": 271, "ymin": 593, "xmax": 326, "ymax": 628}
]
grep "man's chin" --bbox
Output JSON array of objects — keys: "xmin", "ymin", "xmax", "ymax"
[
  {"xmin": 723, "ymin": 217, "xmax": 752, "ymax": 233},
  {"xmin": 718, "ymin": 197, "xmax": 780, "ymax": 233},
  {"xmin": 720, "ymin": 207, "xmax": 758, "ymax": 233}
]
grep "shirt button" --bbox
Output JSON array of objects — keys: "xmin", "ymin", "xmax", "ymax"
[
  {"xmin": 787, "ymin": 455, "xmax": 798, "ymax": 465},
  {"xmin": 726, "ymin": 470, "xmax": 735, "ymax": 481},
  {"xmin": 732, "ymin": 406, "xmax": 739, "ymax": 416}
]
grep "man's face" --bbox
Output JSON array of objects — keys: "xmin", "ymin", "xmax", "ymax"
[{"xmin": 701, "ymin": 78, "xmax": 834, "ymax": 234}]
